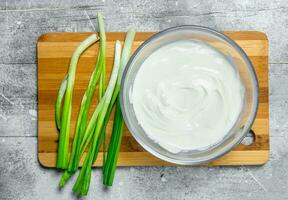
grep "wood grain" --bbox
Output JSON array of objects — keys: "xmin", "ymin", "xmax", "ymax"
[{"xmin": 37, "ymin": 32, "xmax": 269, "ymax": 167}]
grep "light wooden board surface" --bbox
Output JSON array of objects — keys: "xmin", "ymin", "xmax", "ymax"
[{"xmin": 37, "ymin": 32, "xmax": 269, "ymax": 167}]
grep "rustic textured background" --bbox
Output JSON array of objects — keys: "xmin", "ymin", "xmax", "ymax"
[{"xmin": 0, "ymin": 0, "xmax": 287, "ymax": 199}]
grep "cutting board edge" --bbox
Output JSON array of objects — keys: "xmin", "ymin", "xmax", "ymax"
[{"xmin": 38, "ymin": 150, "xmax": 270, "ymax": 168}]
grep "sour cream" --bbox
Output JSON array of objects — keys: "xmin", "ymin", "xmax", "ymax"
[{"xmin": 130, "ymin": 40, "xmax": 244, "ymax": 153}]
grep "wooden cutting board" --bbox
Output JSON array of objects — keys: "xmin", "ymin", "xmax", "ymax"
[{"xmin": 37, "ymin": 32, "xmax": 269, "ymax": 167}]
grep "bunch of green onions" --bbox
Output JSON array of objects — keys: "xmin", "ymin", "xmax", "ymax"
[
  {"xmin": 55, "ymin": 33, "xmax": 99, "ymax": 169},
  {"xmin": 55, "ymin": 13, "xmax": 136, "ymax": 195}
]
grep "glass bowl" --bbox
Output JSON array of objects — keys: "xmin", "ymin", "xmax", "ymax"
[{"xmin": 120, "ymin": 25, "xmax": 259, "ymax": 165}]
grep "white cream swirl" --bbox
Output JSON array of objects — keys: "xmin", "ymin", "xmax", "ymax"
[{"xmin": 131, "ymin": 40, "xmax": 244, "ymax": 153}]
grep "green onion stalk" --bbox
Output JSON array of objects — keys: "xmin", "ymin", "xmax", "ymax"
[
  {"xmin": 55, "ymin": 75, "xmax": 67, "ymax": 130},
  {"xmin": 98, "ymin": 13, "xmax": 106, "ymax": 99},
  {"xmin": 102, "ymin": 97, "xmax": 124, "ymax": 186},
  {"xmin": 56, "ymin": 33, "xmax": 99, "ymax": 170},
  {"xmin": 79, "ymin": 28, "xmax": 135, "ymax": 158},
  {"xmin": 72, "ymin": 29, "xmax": 135, "ymax": 195},
  {"xmin": 102, "ymin": 28, "xmax": 135, "ymax": 186},
  {"xmin": 59, "ymin": 13, "xmax": 106, "ymax": 186},
  {"xmin": 73, "ymin": 40, "xmax": 122, "ymax": 196}
]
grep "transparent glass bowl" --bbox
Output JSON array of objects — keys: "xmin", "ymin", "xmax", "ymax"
[{"xmin": 120, "ymin": 25, "xmax": 259, "ymax": 165}]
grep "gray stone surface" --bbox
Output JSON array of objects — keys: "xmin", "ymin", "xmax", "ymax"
[{"xmin": 0, "ymin": 0, "xmax": 287, "ymax": 199}]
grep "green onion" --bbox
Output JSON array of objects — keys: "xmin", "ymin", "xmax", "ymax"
[
  {"xmin": 97, "ymin": 13, "xmax": 107, "ymax": 165},
  {"xmin": 103, "ymin": 97, "xmax": 124, "ymax": 186},
  {"xmin": 79, "ymin": 28, "xmax": 135, "ymax": 157},
  {"xmin": 103, "ymin": 28, "xmax": 135, "ymax": 186},
  {"xmin": 55, "ymin": 12, "xmax": 136, "ymax": 195},
  {"xmin": 98, "ymin": 13, "xmax": 107, "ymax": 99},
  {"xmin": 55, "ymin": 74, "xmax": 67, "ymax": 130},
  {"xmin": 59, "ymin": 13, "xmax": 106, "ymax": 187},
  {"xmin": 56, "ymin": 33, "xmax": 99, "ymax": 170},
  {"xmin": 73, "ymin": 40, "xmax": 122, "ymax": 196},
  {"xmin": 72, "ymin": 29, "xmax": 135, "ymax": 192}
]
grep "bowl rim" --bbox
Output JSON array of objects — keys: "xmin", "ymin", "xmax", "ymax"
[{"xmin": 120, "ymin": 25, "xmax": 259, "ymax": 165}]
